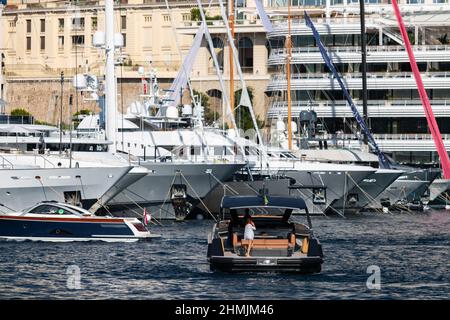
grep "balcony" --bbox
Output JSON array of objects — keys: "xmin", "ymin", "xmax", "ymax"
[
  {"xmin": 340, "ymin": 133, "xmax": 450, "ymax": 152},
  {"xmin": 266, "ymin": 72, "xmax": 450, "ymax": 91},
  {"xmin": 268, "ymin": 45, "xmax": 450, "ymax": 65},
  {"xmin": 267, "ymin": 99, "xmax": 450, "ymax": 119},
  {"xmin": 178, "ymin": 18, "xmax": 264, "ymax": 35}
]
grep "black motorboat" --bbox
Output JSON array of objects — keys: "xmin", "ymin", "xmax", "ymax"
[{"xmin": 207, "ymin": 194, "xmax": 323, "ymax": 273}]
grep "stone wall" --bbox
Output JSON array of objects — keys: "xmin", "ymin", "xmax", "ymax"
[{"xmin": 4, "ymin": 77, "xmax": 269, "ymax": 124}]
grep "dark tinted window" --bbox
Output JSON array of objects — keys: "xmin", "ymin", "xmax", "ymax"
[{"xmin": 29, "ymin": 205, "xmax": 70, "ymax": 215}]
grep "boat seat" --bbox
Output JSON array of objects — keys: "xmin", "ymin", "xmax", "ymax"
[
  {"xmin": 232, "ymin": 232, "xmax": 297, "ymax": 251},
  {"xmin": 301, "ymin": 237, "xmax": 309, "ymax": 254},
  {"xmin": 289, "ymin": 233, "xmax": 296, "ymax": 248},
  {"xmin": 241, "ymin": 238, "xmax": 290, "ymax": 249}
]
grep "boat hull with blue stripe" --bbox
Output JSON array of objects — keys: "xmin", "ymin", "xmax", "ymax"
[{"xmin": 0, "ymin": 202, "xmax": 157, "ymax": 242}]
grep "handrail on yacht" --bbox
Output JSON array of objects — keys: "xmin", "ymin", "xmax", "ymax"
[
  {"xmin": 329, "ymin": 133, "xmax": 450, "ymax": 141},
  {"xmin": 33, "ymin": 153, "xmax": 56, "ymax": 168},
  {"xmin": 0, "ymin": 155, "xmax": 14, "ymax": 169},
  {"xmin": 271, "ymin": 71, "xmax": 450, "ymax": 81},
  {"xmin": 269, "ymin": 99, "xmax": 450, "ymax": 109},
  {"xmin": 269, "ymin": 45, "xmax": 450, "ymax": 57}
]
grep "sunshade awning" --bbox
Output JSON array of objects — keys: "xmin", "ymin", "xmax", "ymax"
[{"xmin": 221, "ymin": 195, "xmax": 307, "ymax": 210}]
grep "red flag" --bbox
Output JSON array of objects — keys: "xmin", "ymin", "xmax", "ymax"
[{"xmin": 143, "ymin": 207, "xmax": 150, "ymax": 226}]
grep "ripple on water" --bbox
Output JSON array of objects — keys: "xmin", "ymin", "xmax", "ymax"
[{"xmin": 0, "ymin": 211, "xmax": 449, "ymax": 299}]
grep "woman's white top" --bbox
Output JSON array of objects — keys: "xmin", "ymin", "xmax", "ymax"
[{"xmin": 244, "ymin": 223, "xmax": 256, "ymax": 240}]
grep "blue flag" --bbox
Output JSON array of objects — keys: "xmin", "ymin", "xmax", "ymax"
[{"xmin": 304, "ymin": 12, "xmax": 390, "ymax": 169}]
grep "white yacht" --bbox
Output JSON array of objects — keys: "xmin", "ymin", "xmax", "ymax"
[
  {"xmin": 93, "ymin": 116, "xmax": 377, "ymax": 215},
  {"xmin": 0, "ymin": 118, "xmax": 149, "ymax": 213}
]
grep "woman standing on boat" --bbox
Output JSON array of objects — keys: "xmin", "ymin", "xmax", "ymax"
[{"xmin": 244, "ymin": 216, "xmax": 256, "ymax": 257}]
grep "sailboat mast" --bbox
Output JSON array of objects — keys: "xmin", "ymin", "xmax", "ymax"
[
  {"xmin": 105, "ymin": 0, "xmax": 117, "ymax": 153},
  {"xmin": 229, "ymin": 0, "xmax": 235, "ymax": 127},
  {"xmin": 286, "ymin": 1, "xmax": 293, "ymax": 150}
]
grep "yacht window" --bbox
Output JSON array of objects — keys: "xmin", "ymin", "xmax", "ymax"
[
  {"xmin": 59, "ymin": 205, "xmax": 85, "ymax": 215},
  {"xmin": 29, "ymin": 205, "xmax": 71, "ymax": 215}
]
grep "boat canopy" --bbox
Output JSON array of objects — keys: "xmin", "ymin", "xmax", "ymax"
[{"xmin": 221, "ymin": 195, "xmax": 307, "ymax": 211}]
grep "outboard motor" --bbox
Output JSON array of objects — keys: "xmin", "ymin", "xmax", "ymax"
[{"xmin": 170, "ymin": 184, "xmax": 193, "ymax": 221}]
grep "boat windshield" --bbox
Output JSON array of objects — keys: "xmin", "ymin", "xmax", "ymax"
[
  {"xmin": 28, "ymin": 204, "xmax": 77, "ymax": 215},
  {"xmin": 225, "ymin": 207, "xmax": 290, "ymax": 216}
]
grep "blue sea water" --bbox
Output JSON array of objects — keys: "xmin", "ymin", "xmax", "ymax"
[{"xmin": 0, "ymin": 210, "xmax": 449, "ymax": 299}]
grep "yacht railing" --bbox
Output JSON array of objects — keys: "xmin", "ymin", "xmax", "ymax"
[
  {"xmin": 269, "ymin": 99, "xmax": 450, "ymax": 109},
  {"xmin": 182, "ymin": 18, "xmax": 260, "ymax": 28},
  {"xmin": 33, "ymin": 153, "xmax": 56, "ymax": 168},
  {"xmin": 137, "ymin": 144, "xmax": 246, "ymax": 164},
  {"xmin": 0, "ymin": 155, "xmax": 14, "ymax": 169},
  {"xmin": 269, "ymin": 45, "xmax": 450, "ymax": 57},
  {"xmin": 330, "ymin": 133, "xmax": 450, "ymax": 141},
  {"xmin": 271, "ymin": 71, "xmax": 450, "ymax": 81}
]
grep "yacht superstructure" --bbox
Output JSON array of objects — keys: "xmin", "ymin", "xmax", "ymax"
[{"xmin": 264, "ymin": 1, "xmax": 450, "ymax": 166}]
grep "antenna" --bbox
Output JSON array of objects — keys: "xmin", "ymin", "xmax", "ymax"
[{"xmin": 286, "ymin": 1, "xmax": 293, "ymax": 150}]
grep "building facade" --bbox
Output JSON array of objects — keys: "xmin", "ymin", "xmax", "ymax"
[{"xmin": 0, "ymin": 0, "xmax": 274, "ymax": 124}]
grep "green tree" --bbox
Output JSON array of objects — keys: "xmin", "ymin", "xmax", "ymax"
[
  {"xmin": 234, "ymin": 87, "xmax": 264, "ymax": 131},
  {"xmin": 192, "ymin": 89, "xmax": 218, "ymax": 125},
  {"xmin": 10, "ymin": 108, "xmax": 32, "ymax": 117},
  {"xmin": 190, "ymin": 8, "xmax": 222, "ymax": 21},
  {"xmin": 34, "ymin": 120, "xmax": 54, "ymax": 126},
  {"xmin": 73, "ymin": 109, "xmax": 92, "ymax": 118},
  {"xmin": 190, "ymin": 8, "xmax": 201, "ymax": 21}
]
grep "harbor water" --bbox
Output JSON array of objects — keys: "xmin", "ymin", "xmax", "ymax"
[{"xmin": 0, "ymin": 210, "xmax": 448, "ymax": 300}]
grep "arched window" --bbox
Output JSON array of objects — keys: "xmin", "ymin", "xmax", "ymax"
[{"xmin": 238, "ymin": 37, "xmax": 253, "ymax": 73}]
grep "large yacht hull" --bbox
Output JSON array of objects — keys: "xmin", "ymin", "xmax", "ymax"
[
  {"xmin": 282, "ymin": 168, "xmax": 374, "ymax": 215},
  {"xmin": 369, "ymin": 179, "xmax": 429, "ymax": 210},
  {"xmin": 427, "ymin": 178, "xmax": 450, "ymax": 208},
  {"xmin": 0, "ymin": 166, "xmax": 132, "ymax": 212},
  {"xmin": 107, "ymin": 161, "xmax": 245, "ymax": 219},
  {"xmin": 327, "ymin": 169, "xmax": 403, "ymax": 215},
  {"xmin": 200, "ymin": 165, "xmax": 374, "ymax": 216}
]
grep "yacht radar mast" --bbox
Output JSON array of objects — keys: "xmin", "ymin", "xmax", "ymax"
[
  {"xmin": 286, "ymin": 1, "xmax": 293, "ymax": 150},
  {"xmin": 105, "ymin": 0, "xmax": 118, "ymax": 153},
  {"xmin": 229, "ymin": 0, "xmax": 235, "ymax": 128}
]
